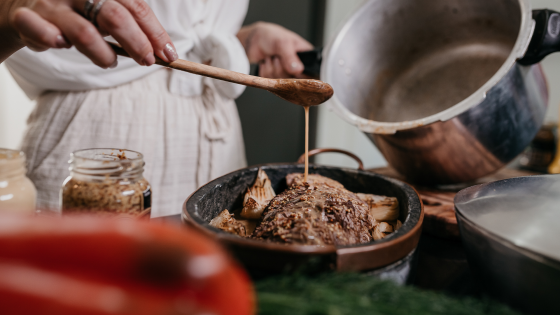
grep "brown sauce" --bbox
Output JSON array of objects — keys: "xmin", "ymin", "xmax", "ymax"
[{"xmin": 304, "ymin": 106, "xmax": 309, "ymax": 182}]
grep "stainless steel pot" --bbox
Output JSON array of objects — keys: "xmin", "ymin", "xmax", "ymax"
[
  {"xmin": 318, "ymin": 0, "xmax": 560, "ymax": 185},
  {"xmin": 455, "ymin": 175, "xmax": 560, "ymax": 315}
]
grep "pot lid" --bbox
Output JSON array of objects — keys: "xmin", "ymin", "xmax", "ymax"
[{"xmin": 455, "ymin": 175, "xmax": 560, "ymax": 262}]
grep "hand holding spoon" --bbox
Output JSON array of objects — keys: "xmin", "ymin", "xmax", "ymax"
[{"xmin": 108, "ymin": 42, "xmax": 333, "ymax": 106}]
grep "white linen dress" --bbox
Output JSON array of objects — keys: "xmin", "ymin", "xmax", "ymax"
[{"xmin": 5, "ymin": 0, "xmax": 250, "ymax": 217}]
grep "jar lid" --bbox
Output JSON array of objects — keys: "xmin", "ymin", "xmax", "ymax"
[
  {"xmin": 69, "ymin": 148, "xmax": 144, "ymax": 178},
  {"xmin": 0, "ymin": 149, "xmax": 26, "ymax": 177}
]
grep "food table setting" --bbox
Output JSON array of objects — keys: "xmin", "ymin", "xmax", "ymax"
[{"xmin": 3, "ymin": 0, "xmax": 560, "ymax": 314}]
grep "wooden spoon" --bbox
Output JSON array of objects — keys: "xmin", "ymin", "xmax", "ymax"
[{"xmin": 108, "ymin": 42, "xmax": 333, "ymax": 106}]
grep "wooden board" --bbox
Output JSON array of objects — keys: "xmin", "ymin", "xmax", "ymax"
[{"xmin": 369, "ymin": 167, "xmax": 539, "ymax": 240}]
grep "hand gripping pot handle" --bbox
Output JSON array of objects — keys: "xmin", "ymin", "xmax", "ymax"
[
  {"xmin": 519, "ymin": 9, "xmax": 560, "ymax": 65},
  {"xmin": 252, "ymin": 47, "xmax": 323, "ymax": 78},
  {"xmin": 297, "ymin": 148, "xmax": 364, "ymax": 170}
]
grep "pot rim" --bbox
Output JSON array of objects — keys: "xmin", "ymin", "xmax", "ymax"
[
  {"xmin": 182, "ymin": 163, "xmax": 424, "ymax": 268},
  {"xmin": 454, "ymin": 175, "xmax": 560, "ymax": 270},
  {"xmin": 321, "ymin": 0, "xmax": 534, "ymax": 134},
  {"xmin": 456, "ymin": 209, "xmax": 560, "ymax": 271}
]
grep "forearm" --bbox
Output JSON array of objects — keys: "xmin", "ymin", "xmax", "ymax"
[{"xmin": 0, "ymin": 0, "xmax": 24, "ymax": 64}]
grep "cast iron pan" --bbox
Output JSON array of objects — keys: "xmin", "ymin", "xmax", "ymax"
[{"xmin": 183, "ymin": 149, "xmax": 423, "ymax": 273}]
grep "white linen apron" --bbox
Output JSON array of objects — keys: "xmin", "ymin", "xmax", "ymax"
[
  {"xmin": 5, "ymin": 0, "xmax": 250, "ymax": 217},
  {"xmin": 21, "ymin": 69, "xmax": 246, "ymax": 217}
]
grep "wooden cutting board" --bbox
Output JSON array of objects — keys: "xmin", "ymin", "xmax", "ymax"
[{"xmin": 369, "ymin": 167, "xmax": 539, "ymax": 240}]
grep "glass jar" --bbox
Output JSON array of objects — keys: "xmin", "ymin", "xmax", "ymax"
[
  {"xmin": 61, "ymin": 148, "xmax": 152, "ymax": 218},
  {"xmin": 0, "ymin": 149, "xmax": 37, "ymax": 214}
]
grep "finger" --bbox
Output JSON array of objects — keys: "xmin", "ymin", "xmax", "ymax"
[
  {"xmin": 293, "ymin": 37, "xmax": 314, "ymax": 51},
  {"xmin": 276, "ymin": 42, "xmax": 306, "ymax": 76},
  {"xmin": 272, "ymin": 56, "xmax": 291, "ymax": 79},
  {"xmin": 116, "ymin": 0, "xmax": 178, "ymax": 62},
  {"xmin": 42, "ymin": 6, "xmax": 116, "ymax": 68},
  {"xmin": 11, "ymin": 8, "xmax": 71, "ymax": 49},
  {"xmin": 20, "ymin": 36, "xmax": 52, "ymax": 52},
  {"xmin": 96, "ymin": 1, "xmax": 154, "ymax": 66},
  {"xmin": 258, "ymin": 57, "xmax": 274, "ymax": 78}
]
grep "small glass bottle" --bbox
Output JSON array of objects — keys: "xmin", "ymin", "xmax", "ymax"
[
  {"xmin": 61, "ymin": 148, "xmax": 152, "ymax": 218},
  {"xmin": 0, "ymin": 149, "xmax": 37, "ymax": 214}
]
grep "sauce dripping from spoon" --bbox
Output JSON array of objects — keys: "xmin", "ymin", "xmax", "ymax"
[{"xmin": 304, "ymin": 106, "xmax": 309, "ymax": 182}]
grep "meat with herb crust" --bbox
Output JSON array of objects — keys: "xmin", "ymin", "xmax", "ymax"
[{"xmin": 252, "ymin": 174, "xmax": 376, "ymax": 246}]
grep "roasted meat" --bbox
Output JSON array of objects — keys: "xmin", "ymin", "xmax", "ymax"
[
  {"xmin": 211, "ymin": 171, "xmax": 400, "ymax": 246},
  {"xmin": 252, "ymin": 174, "xmax": 376, "ymax": 246}
]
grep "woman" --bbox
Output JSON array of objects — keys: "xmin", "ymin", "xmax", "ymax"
[{"xmin": 0, "ymin": 0, "xmax": 312, "ymax": 216}]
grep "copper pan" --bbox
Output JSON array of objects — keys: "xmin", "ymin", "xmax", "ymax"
[{"xmin": 182, "ymin": 149, "xmax": 423, "ymax": 273}]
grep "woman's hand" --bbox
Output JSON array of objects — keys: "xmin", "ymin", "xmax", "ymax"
[
  {"xmin": 237, "ymin": 22, "xmax": 313, "ymax": 79},
  {"xmin": 0, "ymin": 0, "xmax": 178, "ymax": 67}
]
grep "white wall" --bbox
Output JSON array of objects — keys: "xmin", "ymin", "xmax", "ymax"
[
  {"xmin": 0, "ymin": 64, "xmax": 35, "ymax": 150},
  {"xmin": 316, "ymin": 0, "xmax": 560, "ymax": 169}
]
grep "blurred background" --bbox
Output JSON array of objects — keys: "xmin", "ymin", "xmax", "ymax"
[{"xmin": 1, "ymin": 0, "xmax": 559, "ymax": 169}]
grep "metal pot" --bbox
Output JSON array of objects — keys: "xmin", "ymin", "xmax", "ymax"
[
  {"xmin": 182, "ymin": 150, "xmax": 423, "ymax": 276},
  {"xmin": 315, "ymin": 0, "xmax": 560, "ymax": 185},
  {"xmin": 455, "ymin": 175, "xmax": 560, "ymax": 315}
]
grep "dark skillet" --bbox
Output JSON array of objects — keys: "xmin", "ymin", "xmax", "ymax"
[{"xmin": 182, "ymin": 149, "xmax": 423, "ymax": 273}]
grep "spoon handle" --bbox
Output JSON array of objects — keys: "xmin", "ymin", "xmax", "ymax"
[
  {"xmin": 107, "ymin": 42, "xmax": 334, "ymax": 106},
  {"xmin": 107, "ymin": 42, "xmax": 275, "ymax": 90}
]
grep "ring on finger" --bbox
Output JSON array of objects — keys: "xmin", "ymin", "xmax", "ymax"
[
  {"xmin": 83, "ymin": 0, "xmax": 95, "ymax": 19},
  {"xmin": 91, "ymin": 0, "xmax": 108, "ymax": 27}
]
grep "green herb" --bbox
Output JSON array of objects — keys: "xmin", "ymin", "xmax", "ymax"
[{"xmin": 256, "ymin": 273, "xmax": 519, "ymax": 315}]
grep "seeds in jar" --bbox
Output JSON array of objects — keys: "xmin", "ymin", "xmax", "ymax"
[
  {"xmin": 61, "ymin": 177, "xmax": 150, "ymax": 217},
  {"xmin": 61, "ymin": 148, "xmax": 151, "ymax": 218}
]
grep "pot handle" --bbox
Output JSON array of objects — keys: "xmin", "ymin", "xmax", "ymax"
[
  {"xmin": 518, "ymin": 9, "xmax": 560, "ymax": 65},
  {"xmin": 252, "ymin": 47, "xmax": 323, "ymax": 78},
  {"xmin": 296, "ymin": 47, "xmax": 323, "ymax": 78},
  {"xmin": 297, "ymin": 148, "xmax": 364, "ymax": 170}
]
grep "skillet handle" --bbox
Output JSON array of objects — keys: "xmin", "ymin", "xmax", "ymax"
[
  {"xmin": 518, "ymin": 9, "xmax": 560, "ymax": 65},
  {"xmin": 297, "ymin": 148, "xmax": 364, "ymax": 170}
]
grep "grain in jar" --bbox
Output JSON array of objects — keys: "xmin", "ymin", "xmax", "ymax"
[{"xmin": 61, "ymin": 148, "xmax": 151, "ymax": 218}]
